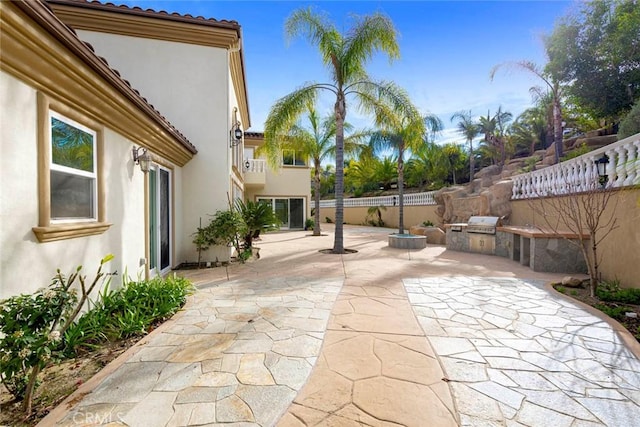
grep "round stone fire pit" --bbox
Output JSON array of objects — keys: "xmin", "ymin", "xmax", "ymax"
[{"xmin": 388, "ymin": 233, "xmax": 427, "ymax": 249}]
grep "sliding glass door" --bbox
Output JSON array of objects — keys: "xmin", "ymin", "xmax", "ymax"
[
  {"xmin": 257, "ymin": 197, "xmax": 305, "ymax": 229},
  {"xmin": 149, "ymin": 166, "xmax": 172, "ymax": 275}
]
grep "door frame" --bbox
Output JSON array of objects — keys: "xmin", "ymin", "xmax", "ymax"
[
  {"xmin": 256, "ymin": 196, "xmax": 305, "ymax": 230},
  {"xmin": 147, "ymin": 164, "xmax": 173, "ymax": 277}
]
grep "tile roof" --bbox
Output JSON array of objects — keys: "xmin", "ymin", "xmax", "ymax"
[
  {"xmin": 47, "ymin": 0, "xmax": 240, "ymax": 31},
  {"xmin": 23, "ymin": 0, "xmax": 197, "ymax": 154}
]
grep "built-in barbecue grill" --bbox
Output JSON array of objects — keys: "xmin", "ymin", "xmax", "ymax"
[{"xmin": 466, "ymin": 216, "xmax": 502, "ymax": 235}]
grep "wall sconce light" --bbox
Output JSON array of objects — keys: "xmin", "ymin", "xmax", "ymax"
[
  {"xmin": 230, "ymin": 107, "xmax": 243, "ymax": 147},
  {"xmin": 595, "ymin": 153, "xmax": 609, "ymax": 188},
  {"xmin": 244, "ymin": 159, "xmax": 251, "ymax": 170},
  {"xmin": 132, "ymin": 146, "xmax": 152, "ymax": 173}
]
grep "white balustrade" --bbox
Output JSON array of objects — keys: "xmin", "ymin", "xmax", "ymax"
[
  {"xmin": 511, "ymin": 133, "xmax": 640, "ymax": 199},
  {"xmin": 310, "ymin": 191, "xmax": 437, "ymax": 209},
  {"xmin": 313, "ymin": 134, "xmax": 640, "ymax": 206},
  {"xmin": 244, "ymin": 158, "xmax": 266, "ymax": 174}
]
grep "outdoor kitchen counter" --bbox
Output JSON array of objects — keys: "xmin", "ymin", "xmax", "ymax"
[
  {"xmin": 497, "ymin": 225, "xmax": 589, "ymax": 240},
  {"xmin": 445, "ymin": 224, "xmax": 589, "ymax": 274}
]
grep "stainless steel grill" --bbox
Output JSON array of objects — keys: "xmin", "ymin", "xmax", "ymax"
[{"xmin": 466, "ymin": 216, "xmax": 502, "ymax": 235}]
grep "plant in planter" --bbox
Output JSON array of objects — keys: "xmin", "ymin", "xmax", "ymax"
[
  {"xmin": 305, "ymin": 218, "xmax": 315, "ymax": 231},
  {"xmin": 207, "ymin": 209, "xmax": 247, "ymax": 262},
  {"xmin": 234, "ymin": 199, "xmax": 280, "ymax": 254}
]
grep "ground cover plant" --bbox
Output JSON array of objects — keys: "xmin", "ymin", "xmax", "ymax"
[
  {"xmin": 0, "ymin": 260, "xmax": 193, "ymax": 426},
  {"xmin": 554, "ymin": 279, "xmax": 640, "ymax": 342}
]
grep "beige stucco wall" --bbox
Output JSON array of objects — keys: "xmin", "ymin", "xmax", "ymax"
[
  {"xmin": 0, "ymin": 72, "xmax": 158, "ymax": 298},
  {"xmin": 245, "ymin": 163, "xmax": 313, "ymax": 221},
  {"xmin": 510, "ymin": 188, "xmax": 640, "ymax": 289},
  {"xmin": 319, "ymin": 205, "xmax": 440, "ymax": 230},
  {"xmin": 74, "ymin": 30, "xmax": 232, "ymax": 263}
]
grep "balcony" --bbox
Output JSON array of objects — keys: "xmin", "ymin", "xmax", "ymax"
[{"xmin": 243, "ymin": 158, "xmax": 266, "ymax": 187}]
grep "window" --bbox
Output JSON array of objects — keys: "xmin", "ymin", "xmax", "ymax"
[
  {"xmin": 32, "ymin": 93, "xmax": 110, "ymax": 242},
  {"xmin": 49, "ymin": 112, "xmax": 97, "ymax": 221},
  {"xmin": 282, "ymin": 149, "xmax": 306, "ymax": 166},
  {"xmin": 257, "ymin": 197, "xmax": 305, "ymax": 229}
]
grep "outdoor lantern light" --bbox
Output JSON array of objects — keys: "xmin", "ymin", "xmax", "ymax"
[
  {"xmin": 595, "ymin": 153, "xmax": 609, "ymax": 188},
  {"xmin": 230, "ymin": 107, "xmax": 243, "ymax": 147},
  {"xmin": 244, "ymin": 160, "xmax": 251, "ymax": 170},
  {"xmin": 132, "ymin": 146, "xmax": 151, "ymax": 173}
]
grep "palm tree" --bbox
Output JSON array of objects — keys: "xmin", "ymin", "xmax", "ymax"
[
  {"xmin": 369, "ymin": 114, "xmax": 441, "ymax": 234},
  {"xmin": 450, "ymin": 110, "xmax": 480, "ymax": 180},
  {"xmin": 263, "ymin": 7, "xmax": 416, "ymax": 253},
  {"xmin": 478, "ymin": 107, "xmax": 512, "ymax": 166},
  {"xmin": 509, "ymin": 107, "xmax": 547, "ymax": 156},
  {"xmin": 373, "ymin": 156, "xmax": 398, "ymax": 190},
  {"xmin": 276, "ymin": 105, "xmax": 337, "ymax": 236},
  {"xmin": 490, "ymin": 61, "xmax": 564, "ymax": 162},
  {"xmin": 442, "ymin": 143, "xmax": 465, "ymax": 185},
  {"xmin": 406, "ymin": 140, "xmax": 449, "ymax": 190}
]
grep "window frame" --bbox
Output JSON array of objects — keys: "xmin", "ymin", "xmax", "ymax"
[
  {"xmin": 32, "ymin": 93, "xmax": 111, "ymax": 242},
  {"xmin": 49, "ymin": 110, "xmax": 98, "ymax": 223},
  {"xmin": 282, "ymin": 149, "xmax": 307, "ymax": 167}
]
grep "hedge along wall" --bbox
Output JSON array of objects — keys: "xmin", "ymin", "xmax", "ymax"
[
  {"xmin": 510, "ymin": 187, "xmax": 640, "ymax": 289},
  {"xmin": 318, "ymin": 205, "xmax": 440, "ymax": 230}
]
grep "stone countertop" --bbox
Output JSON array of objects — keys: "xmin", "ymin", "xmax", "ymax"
[
  {"xmin": 497, "ymin": 225, "xmax": 589, "ymax": 239},
  {"xmin": 443, "ymin": 223, "xmax": 589, "ymax": 239}
]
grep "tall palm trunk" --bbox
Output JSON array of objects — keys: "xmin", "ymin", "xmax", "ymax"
[
  {"xmin": 333, "ymin": 92, "xmax": 346, "ymax": 253},
  {"xmin": 553, "ymin": 99, "xmax": 563, "ymax": 163},
  {"xmin": 469, "ymin": 139, "xmax": 474, "ymax": 180},
  {"xmin": 398, "ymin": 144, "xmax": 405, "ymax": 234},
  {"xmin": 313, "ymin": 159, "xmax": 321, "ymax": 236}
]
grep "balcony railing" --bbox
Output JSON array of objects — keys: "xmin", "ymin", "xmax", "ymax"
[
  {"xmin": 311, "ymin": 191, "xmax": 437, "ymax": 209},
  {"xmin": 244, "ymin": 158, "xmax": 266, "ymax": 174},
  {"xmin": 511, "ymin": 133, "xmax": 640, "ymax": 200},
  {"xmin": 243, "ymin": 158, "xmax": 266, "ymax": 186}
]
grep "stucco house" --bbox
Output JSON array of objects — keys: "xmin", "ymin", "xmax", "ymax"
[
  {"xmin": 243, "ymin": 132, "xmax": 312, "ymax": 230},
  {"xmin": 0, "ymin": 0, "xmax": 310, "ymax": 300}
]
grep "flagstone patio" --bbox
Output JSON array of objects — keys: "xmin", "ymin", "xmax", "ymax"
[{"xmin": 39, "ymin": 225, "xmax": 640, "ymax": 427}]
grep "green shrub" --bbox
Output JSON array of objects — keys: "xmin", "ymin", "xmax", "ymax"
[
  {"xmin": 562, "ymin": 143, "xmax": 591, "ymax": 161},
  {"xmin": 325, "ymin": 217, "xmax": 333, "ymax": 223},
  {"xmin": 366, "ymin": 205, "xmax": 386, "ymax": 227},
  {"xmin": 422, "ymin": 220, "xmax": 434, "ymax": 227},
  {"xmin": 618, "ymin": 100, "xmax": 640, "ymax": 139},
  {"xmin": 0, "ymin": 256, "xmax": 113, "ymax": 411},
  {"xmin": 63, "ymin": 275, "xmax": 193, "ymax": 356},
  {"xmin": 556, "ymin": 285, "xmax": 566, "ymax": 294},
  {"xmin": 305, "ymin": 218, "xmax": 315, "ymax": 230},
  {"xmin": 0, "ymin": 283, "xmax": 76, "ymax": 398},
  {"xmin": 235, "ymin": 199, "xmax": 279, "ymax": 250},
  {"xmin": 596, "ymin": 287, "xmax": 640, "ymax": 305},
  {"xmin": 594, "ymin": 304, "xmax": 631, "ymax": 320}
]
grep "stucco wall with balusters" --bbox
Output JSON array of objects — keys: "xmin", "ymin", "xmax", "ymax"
[
  {"xmin": 511, "ymin": 133, "xmax": 639, "ymax": 199},
  {"xmin": 509, "ymin": 133, "xmax": 639, "ymax": 289},
  {"xmin": 511, "ymin": 188, "xmax": 640, "ymax": 289}
]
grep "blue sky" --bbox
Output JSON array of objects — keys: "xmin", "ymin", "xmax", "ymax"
[{"xmin": 116, "ymin": 0, "xmax": 575, "ymax": 144}]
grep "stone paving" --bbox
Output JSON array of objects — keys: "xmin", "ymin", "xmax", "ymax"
[
  {"xmin": 279, "ymin": 278, "xmax": 457, "ymax": 426},
  {"xmin": 39, "ymin": 225, "xmax": 640, "ymax": 427},
  {"xmin": 52, "ymin": 277, "xmax": 343, "ymax": 426},
  {"xmin": 406, "ymin": 276, "xmax": 640, "ymax": 426}
]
